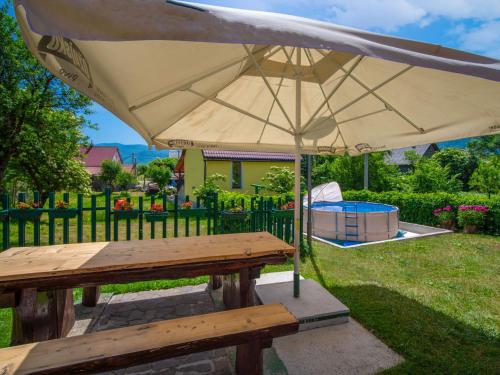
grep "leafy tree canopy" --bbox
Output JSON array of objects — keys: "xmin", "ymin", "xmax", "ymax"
[
  {"xmin": 404, "ymin": 150, "xmax": 463, "ymax": 193},
  {"xmin": 431, "ymin": 148, "xmax": 479, "ymax": 189},
  {"xmin": 467, "ymin": 135, "xmax": 500, "ymax": 158},
  {"xmin": 99, "ymin": 160, "xmax": 122, "ymax": 189},
  {"xmin": 193, "ymin": 173, "xmax": 226, "ymax": 203},
  {"xmin": 116, "ymin": 170, "xmax": 137, "ymax": 191},
  {"xmin": 0, "ymin": 5, "xmax": 94, "ymax": 196},
  {"xmin": 469, "ymin": 156, "xmax": 500, "ymax": 197}
]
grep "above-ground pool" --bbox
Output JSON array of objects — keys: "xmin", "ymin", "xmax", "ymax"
[{"xmin": 304, "ymin": 201, "xmax": 399, "ymax": 242}]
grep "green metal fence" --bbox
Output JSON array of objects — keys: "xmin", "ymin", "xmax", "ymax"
[{"xmin": 0, "ymin": 189, "xmax": 301, "ymax": 251}]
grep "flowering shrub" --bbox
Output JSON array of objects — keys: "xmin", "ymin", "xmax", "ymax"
[
  {"xmin": 181, "ymin": 201, "xmax": 193, "ymax": 209},
  {"xmin": 114, "ymin": 199, "xmax": 134, "ymax": 211},
  {"xmin": 432, "ymin": 205, "xmax": 455, "ymax": 229},
  {"xmin": 17, "ymin": 201, "xmax": 39, "ymax": 209},
  {"xmin": 55, "ymin": 200, "xmax": 69, "ymax": 209},
  {"xmin": 281, "ymin": 201, "xmax": 294, "ymax": 210},
  {"xmin": 457, "ymin": 205, "xmax": 489, "ymax": 232},
  {"xmin": 150, "ymin": 203, "xmax": 164, "ymax": 212}
]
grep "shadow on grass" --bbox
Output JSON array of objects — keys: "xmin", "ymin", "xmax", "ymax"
[{"xmin": 307, "ymin": 257, "xmax": 499, "ymax": 373}]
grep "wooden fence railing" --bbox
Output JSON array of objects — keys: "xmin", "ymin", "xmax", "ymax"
[{"xmin": 0, "ymin": 189, "xmax": 302, "ymax": 251}]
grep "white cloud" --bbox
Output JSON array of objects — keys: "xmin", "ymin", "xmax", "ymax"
[
  {"xmin": 200, "ymin": 0, "xmax": 500, "ymax": 57},
  {"xmin": 203, "ymin": 1, "xmax": 500, "ymax": 30},
  {"xmin": 458, "ymin": 21, "xmax": 500, "ymax": 58}
]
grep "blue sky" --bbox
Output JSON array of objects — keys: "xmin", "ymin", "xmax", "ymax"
[{"xmin": 84, "ymin": 0, "xmax": 500, "ymax": 144}]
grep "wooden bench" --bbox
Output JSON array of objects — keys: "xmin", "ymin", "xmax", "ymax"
[{"xmin": 0, "ymin": 304, "xmax": 298, "ymax": 375}]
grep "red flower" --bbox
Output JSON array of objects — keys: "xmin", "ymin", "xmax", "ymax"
[
  {"xmin": 181, "ymin": 201, "xmax": 193, "ymax": 209},
  {"xmin": 151, "ymin": 203, "xmax": 164, "ymax": 212}
]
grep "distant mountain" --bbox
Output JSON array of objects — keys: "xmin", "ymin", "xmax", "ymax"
[{"xmin": 97, "ymin": 143, "xmax": 181, "ymax": 164}]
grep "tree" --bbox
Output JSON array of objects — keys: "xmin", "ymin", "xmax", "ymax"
[
  {"xmin": 405, "ymin": 151, "xmax": 462, "ymax": 193},
  {"xmin": 262, "ymin": 166, "xmax": 296, "ymax": 194},
  {"xmin": 432, "ymin": 148, "xmax": 479, "ymax": 189},
  {"xmin": 3, "ymin": 109, "xmax": 92, "ymax": 202},
  {"xmin": 99, "ymin": 160, "xmax": 122, "ymax": 189},
  {"xmin": 467, "ymin": 135, "xmax": 500, "ymax": 157},
  {"xmin": 116, "ymin": 171, "xmax": 137, "ymax": 191},
  {"xmin": 148, "ymin": 158, "xmax": 177, "ymax": 171},
  {"xmin": 0, "ymin": 6, "xmax": 93, "ymax": 189},
  {"xmin": 146, "ymin": 164, "xmax": 171, "ymax": 191},
  {"xmin": 193, "ymin": 174, "xmax": 226, "ymax": 203},
  {"xmin": 136, "ymin": 164, "xmax": 149, "ymax": 189},
  {"xmin": 311, "ymin": 152, "xmax": 400, "ymax": 192},
  {"xmin": 469, "ymin": 156, "xmax": 500, "ymax": 197}
]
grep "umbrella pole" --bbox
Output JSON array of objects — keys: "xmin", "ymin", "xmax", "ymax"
[
  {"xmin": 293, "ymin": 47, "xmax": 302, "ymax": 298},
  {"xmin": 293, "ymin": 151, "xmax": 301, "ymax": 298}
]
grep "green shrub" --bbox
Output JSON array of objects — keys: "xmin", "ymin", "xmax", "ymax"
[{"xmin": 342, "ymin": 190, "xmax": 500, "ymax": 235}]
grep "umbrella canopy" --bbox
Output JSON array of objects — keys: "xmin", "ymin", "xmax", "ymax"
[
  {"xmin": 14, "ymin": 0, "xmax": 500, "ymax": 155},
  {"xmin": 14, "ymin": 0, "xmax": 500, "ymax": 296}
]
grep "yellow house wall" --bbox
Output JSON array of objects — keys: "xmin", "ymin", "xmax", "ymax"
[
  {"xmin": 207, "ymin": 160, "xmax": 293, "ymax": 194},
  {"xmin": 184, "ymin": 149, "xmax": 204, "ymax": 197},
  {"xmin": 183, "ymin": 149, "xmax": 294, "ymax": 196}
]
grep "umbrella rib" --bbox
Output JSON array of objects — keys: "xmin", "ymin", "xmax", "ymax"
[
  {"xmin": 326, "ymin": 55, "xmax": 425, "ymax": 134},
  {"xmin": 149, "ymin": 47, "xmax": 276, "ymax": 140},
  {"xmin": 243, "ymin": 44, "xmax": 295, "ymax": 130},
  {"xmin": 331, "ymin": 65, "xmax": 412, "ymax": 115},
  {"xmin": 300, "ymin": 55, "xmax": 364, "ymax": 135},
  {"xmin": 304, "ymin": 48, "xmax": 348, "ymax": 150},
  {"xmin": 129, "ymin": 45, "xmax": 270, "ymax": 112},
  {"xmin": 258, "ymin": 46, "xmax": 294, "ymax": 144},
  {"xmin": 187, "ymin": 87, "xmax": 294, "ymax": 136}
]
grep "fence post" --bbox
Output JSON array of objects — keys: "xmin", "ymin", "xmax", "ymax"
[
  {"xmin": 77, "ymin": 193, "xmax": 83, "ymax": 243},
  {"xmin": 150, "ymin": 193, "xmax": 155, "ymax": 239},
  {"xmin": 138, "ymin": 196, "xmax": 143, "ymax": 240},
  {"xmin": 48, "ymin": 192, "xmax": 55, "ymax": 245},
  {"xmin": 185, "ymin": 195, "xmax": 190, "ymax": 237},
  {"xmin": 18, "ymin": 192, "xmax": 26, "ymax": 247},
  {"xmin": 250, "ymin": 197, "xmax": 256, "ymax": 232},
  {"xmin": 63, "ymin": 192, "xmax": 70, "ymax": 244},
  {"xmin": 33, "ymin": 191, "xmax": 41, "ymax": 246},
  {"xmin": 2, "ymin": 194, "xmax": 10, "ymax": 250},
  {"xmin": 91, "ymin": 195, "xmax": 97, "ymax": 242},
  {"xmin": 207, "ymin": 197, "xmax": 212, "ymax": 235},
  {"xmin": 126, "ymin": 196, "xmax": 131, "ymax": 241},
  {"xmin": 193, "ymin": 196, "xmax": 200, "ymax": 236},
  {"xmin": 162, "ymin": 193, "xmax": 167, "ymax": 238},
  {"xmin": 174, "ymin": 194, "xmax": 179, "ymax": 237},
  {"xmin": 213, "ymin": 193, "xmax": 218, "ymax": 235},
  {"xmin": 105, "ymin": 188, "xmax": 111, "ymax": 241}
]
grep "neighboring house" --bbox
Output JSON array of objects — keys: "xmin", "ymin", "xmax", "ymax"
[
  {"xmin": 386, "ymin": 143, "xmax": 440, "ymax": 172},
  {"xmin": 80, "ymin": 145, "xmax": 136, "ymax": 189},
  {"xmin": 175, "ymin": 150, "xmax": 295, "ymax": 197}
]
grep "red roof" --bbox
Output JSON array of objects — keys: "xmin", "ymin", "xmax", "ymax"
[
  {"xmin": 80, "ymin": 146, "xmax": 122, "ymax": 167},
  {"xmin": 202, "ymin": 150, "xmax": 295, "ymax": 161}
]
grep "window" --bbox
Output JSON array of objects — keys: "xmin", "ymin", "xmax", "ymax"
[{"xmin": 232, "ymin": 161, "xmax": 242, "ymax": 189}]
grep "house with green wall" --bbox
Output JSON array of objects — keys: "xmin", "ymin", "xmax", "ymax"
[{"xmin": 175, "ymin": 150, "xmax": 295, "ymax": 197}]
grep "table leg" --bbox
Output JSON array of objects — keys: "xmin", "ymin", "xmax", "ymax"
[
  {"xmin": 223, "ymin": 267, "xmax": 260, "ymax": 309},
  {"xmin": 82, "ymin": 286, "xmax": 100, "ymax": 307},
  {"xmin": 11, "ymin": 288, "xmax": 75, "ymax": 345}
]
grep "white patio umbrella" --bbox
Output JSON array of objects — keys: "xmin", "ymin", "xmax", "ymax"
[{"xmin": 15, "ymin": 0, "xmax": 500, "ymax": 297}]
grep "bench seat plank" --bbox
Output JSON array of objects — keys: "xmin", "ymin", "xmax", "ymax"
[{"xmin": 0, "ymin": 304, "xmax": 298, "ymax": 375}]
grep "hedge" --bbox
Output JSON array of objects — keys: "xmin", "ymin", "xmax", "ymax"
[{"xmin": 342, "ymin": 190, "xmax": 500, "ymax": 235}]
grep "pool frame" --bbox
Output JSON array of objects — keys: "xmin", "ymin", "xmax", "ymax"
[{"xmin": 304, "ymin": 201, "xmax": 400, "ymax": 242}]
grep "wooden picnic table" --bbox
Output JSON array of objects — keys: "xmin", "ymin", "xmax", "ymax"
[{"xmin": 0, "ymin": 232, "xmax": 294, "ymax": 346}]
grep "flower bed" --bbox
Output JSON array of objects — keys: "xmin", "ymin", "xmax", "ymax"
[
  {"xmin": 113, "ymin": 199, "xmax": 140, "ymax": 220},
  {"xmin": 144, "ymin": 203, "xmax": 168, "ymax": 222}
]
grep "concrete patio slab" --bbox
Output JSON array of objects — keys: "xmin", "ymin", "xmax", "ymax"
[
  {"xmin": 274, "ymin": 318, "xmax": 404, "ymax": 375},
  {"xmin": 256, "ymin": 271, "xmax": 304, "ymax": 285},
  {"xmin": 256, "ymin": 279, "xmax": 350, "ymax": 330}
]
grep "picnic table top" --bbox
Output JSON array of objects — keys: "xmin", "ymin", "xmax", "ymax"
[{"xmin": 0, "ymin": 232, "xmax": 294, "ymax": 284}]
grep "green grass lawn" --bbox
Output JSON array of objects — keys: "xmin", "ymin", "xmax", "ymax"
[{"xmin": 1, "ymin": 233, "xmax": 498, "ymax": 373}]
